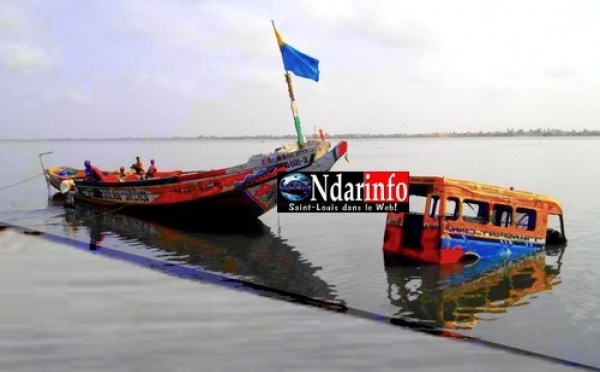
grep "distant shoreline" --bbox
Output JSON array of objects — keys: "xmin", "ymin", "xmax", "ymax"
[{"xmin": 2, "ymin": 129, "xmax": 600, "ymax": 141}]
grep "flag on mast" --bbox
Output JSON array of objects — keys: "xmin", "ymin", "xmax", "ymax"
[{"xmin": 272, "ymin": 21, "xmax": 320, "ymax": 82}]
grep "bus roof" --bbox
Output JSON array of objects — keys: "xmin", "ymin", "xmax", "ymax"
[{"xmin": 410, "ymin": 176, "xmax": 564, "ymax": 215}]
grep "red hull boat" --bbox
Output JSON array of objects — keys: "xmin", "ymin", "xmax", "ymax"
[
  {"xmin": 62, "ymin": 140, "xmax": 347, "ymax": 219},
  {"xmin": 45, "ymin": 24, "xmax": 349, "ymax": 220}
]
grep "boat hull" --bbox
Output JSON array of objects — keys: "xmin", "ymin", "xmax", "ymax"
[{"xmin": 71, "ymin": 140, "xmax": 348, "ymax": 220}]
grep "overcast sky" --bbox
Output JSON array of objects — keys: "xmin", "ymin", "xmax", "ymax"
[{"xmin": 1, "ymin": 0, "xmax": 599, "ymax": 139}]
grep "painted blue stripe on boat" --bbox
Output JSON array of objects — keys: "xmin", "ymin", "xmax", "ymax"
[
  {"xmin": 447, "ymin": 233, "xmax": 543, "ymax": 247},
  {"xmin": 442, "ymin": 236, "xmax": 544, "ymax": 261}
]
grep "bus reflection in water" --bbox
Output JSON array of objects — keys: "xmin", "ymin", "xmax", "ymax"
[{"xmin": 385, "ymin": 246, "xmax": 565, "ymax": 330}]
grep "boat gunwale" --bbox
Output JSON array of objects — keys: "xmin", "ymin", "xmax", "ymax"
[
  {"xmin": 74, "ymin": 149, "xmax": 321, "ymax": 189},
  {"xmin": 68, "ymin": 140, "xmax": 327, "ymax": 189}
]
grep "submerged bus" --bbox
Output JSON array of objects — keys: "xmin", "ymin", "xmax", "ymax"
[{"xmin": 382, "ymin": 176, "xmax": 566, "ymax": 264}]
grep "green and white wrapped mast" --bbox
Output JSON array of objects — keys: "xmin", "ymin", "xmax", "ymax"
[{"xmin": 272, "ymin": 20, "xmax": 320, "ymax": 148}]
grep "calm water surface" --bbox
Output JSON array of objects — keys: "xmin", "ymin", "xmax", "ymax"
[{"xmin": 1, "ymin": 137, "xmax": 599, "ymax": 367}]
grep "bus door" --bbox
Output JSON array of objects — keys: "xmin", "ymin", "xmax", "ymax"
[
  {"xmin": 421, "ymin": 193, "xmax": 442, "ymax": 250},
  {"xmin": 401, "ymin": 193, "xmax": 428, "ymax": 249}
]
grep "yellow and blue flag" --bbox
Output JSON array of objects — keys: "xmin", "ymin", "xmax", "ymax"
[{"xmin": 273, "ymin": 22, "xmax": 319, "ymax": 82}]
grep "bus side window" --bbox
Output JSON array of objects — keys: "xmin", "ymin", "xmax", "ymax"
[
  {"xmin": 492, "ymin": 204, "xmax": 512, "ymax": 227},
  {"xmin": 462, "ymin": 199, "xmax": 489, "ymax": 225},
  {"xmin": 516, "ymin": 208, "xmax": 536, "ymax": 230},
  {"xmin": 445, "ymin": 197, "xmax": 459, "ymax": 221},
  {"xmin": 409, "ymin": 194, "xmax": 426, "ymax": 214},
  {"xmin": 428, "ymin": 195, "xmax": 440, "ymax": 218}
]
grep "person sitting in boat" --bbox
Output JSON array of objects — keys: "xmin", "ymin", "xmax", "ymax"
[
  {"xmin": 84, "ymin": 160, "xmax": 104, "ymax": 182},
  {"xmin": 145, "ymin": 159, "xmax": 157, "ymax": 179},
  {"xmin": 130, "ymin": 156, "xmax": 145, "ymax": 177},
  {"xmin": 119, "ymin": 166, "xmax": 128, "ymax": 181}
]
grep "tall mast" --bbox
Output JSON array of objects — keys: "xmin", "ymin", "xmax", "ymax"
[
  {"xmin": 272, "ymin": 20, "xmax": 307, "ymax": 148},
  {"xmin": 284, "ymin": 71, "xmax": 305, "ymax": 147}
]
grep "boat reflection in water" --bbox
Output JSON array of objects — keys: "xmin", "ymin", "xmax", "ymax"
[
  {"xmin": 64, "ymin": 206, "xmax": 339, "ymax": 304},
  {"xmin": 385, "ymin": 247, "xmax": 565, "ymax": 331}
]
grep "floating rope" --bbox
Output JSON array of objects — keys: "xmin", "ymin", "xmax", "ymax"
[
  {"xmin": 0, "ymin": 173, "xmax": 44, "ymax": 192},
  {"xmin": 1, "ymin": 203, "xmax": 133, "ymax": 230}
]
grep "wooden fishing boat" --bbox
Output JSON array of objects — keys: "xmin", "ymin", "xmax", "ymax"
[
  {"xmin": 46, "ymin": 25, "xmax": 349, "ymax": 220},
  {"xmin": 382, "ymin": 176, "xmax": 567, "ymax": 264},
  {"xmin": 66, "ymin": 139, "xmax": 347, "ymax": 219}
]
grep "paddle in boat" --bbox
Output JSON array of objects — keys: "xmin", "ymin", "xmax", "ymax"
[
  {"xmin": 48, "ymin": 22, "xmax": 348, "ymax": 220},
  {"xmin": 382, "ymin": 176, "xmax": 567, "ymax": 265}
]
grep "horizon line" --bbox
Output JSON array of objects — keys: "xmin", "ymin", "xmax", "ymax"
[{"xmin": 2, "ymin": 128, "xmax": 600, "ymax": 141}]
